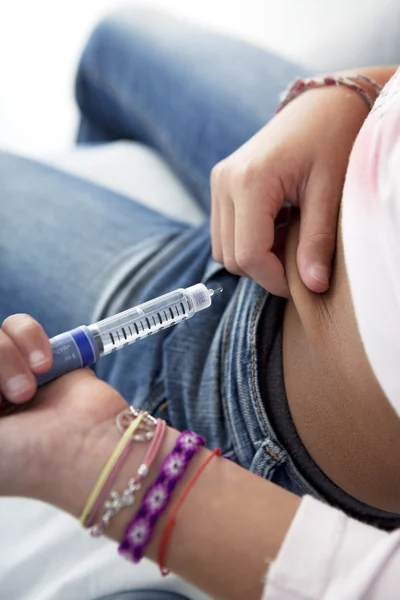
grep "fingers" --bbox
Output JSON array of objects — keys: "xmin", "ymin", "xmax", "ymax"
[
  {"xmin": 297, "ymin": 171, "xmax": 340, "ymax": 293},
  {"xmin": 0, "ymin": 329, "xmax": 37, "ymax": 403},
  {"xmin": 211, "ymin": 161, "xmax": 289, "ymax": 297},
  {"xmin": 0, "ymin": 314, "xmax": 52, "ymax": 404},
  {"xmin": 211, "ymin": 163, "xmax": 245, "ymax": 275},
  {"xmin": 234, "ymin": 198, "xmax": 289, "ymax": 297},
  {"xmin": 210, "ymin": 166, "xmax": 223, "ymax": 265}
]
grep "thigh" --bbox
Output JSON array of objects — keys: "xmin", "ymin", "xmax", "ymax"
[
  {"xmin": 76, "ymin": 7, "xmax": 309, "ymax": 212},
  {"xmin": 0, "ymin": 151, "xmax": 186, "ymax": 338}
]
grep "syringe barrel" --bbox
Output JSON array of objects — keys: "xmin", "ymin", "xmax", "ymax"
[
  {"xmin": 35, "ymin": 284, "xmax": 214, "ymax": 387},
  {"xmin": 89, "ymin": 283, "xmax": 212, "ymax": 356}
]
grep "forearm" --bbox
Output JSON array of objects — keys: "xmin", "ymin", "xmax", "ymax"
[
  {"xmin": 336, "ymin": 65, "xmax": 398, "ymax": 87},
  {"xmin": 44, "ymin": 419, "xmax": 300, "ymax": 600}
]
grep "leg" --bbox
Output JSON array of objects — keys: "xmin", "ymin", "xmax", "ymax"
[
  {"xmin": 0, "ymin": 151, "xmax": 185, "ymax": 364},
  {"xmin": 76, "ymin": 7, "xmax": 308, "ymax": 212},
  {"xmin": 0, "ymin": 151, "xmax": 220, "ymax": 405}
]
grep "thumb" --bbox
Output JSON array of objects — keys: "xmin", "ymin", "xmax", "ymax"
[{"xmin": 297, "ymin": 173, "xmax": 341, "ymax": 293}]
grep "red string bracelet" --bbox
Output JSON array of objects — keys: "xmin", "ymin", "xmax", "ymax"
[{"xmin": 158, "ymin": 447, "xmax": 221, "ymax": 576}]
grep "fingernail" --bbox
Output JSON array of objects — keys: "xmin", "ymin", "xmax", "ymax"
[
  {"xmin": 4, "ymin": 375, "xmax": 32, "ymax": 399},
  {"xmin": 309, "ymin": 264, "xmax": 329, "ymax": 285},
  {"xmin": 29, "ymin": 350, "xmax": 47, "ymax": 368}
]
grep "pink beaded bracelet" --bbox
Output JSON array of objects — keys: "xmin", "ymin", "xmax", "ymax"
[
  {"xmin": 276, "ymin": 74, "xmax": 382, "ymax": 114},
  {"xmin": 118, "ymin": 430, "xmax": 205, "ymax": 563}
]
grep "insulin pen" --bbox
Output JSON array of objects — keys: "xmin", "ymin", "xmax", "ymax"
[{"xmin": 36, "ymin": 283, "xmax": 222, "ymax": 387}]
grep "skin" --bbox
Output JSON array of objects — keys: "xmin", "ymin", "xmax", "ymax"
[
  {"xmin": 0, "ymin": 370, "xmax": 300, "ymax": 600},
  {"xmin": 283, "ymin": 213, "xmax": 400, "ymax": 512}
]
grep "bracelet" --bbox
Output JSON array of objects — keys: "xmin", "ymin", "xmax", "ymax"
[
  {"xmin": 80, "ymin": 412, "xmax": 148, "ymax": 527},
  {"xmin": 118, "ymin": 430, "xmax": 206, "ymax": 563},
  {"xmin": 348, "ymin": 74, "xmax": 383, "ymax": 96},
  {"xmin": 158, "ymin": 447, "xmax": 221, "ymax": 576},
  {"xmin": 276, "ymin": 75, "xmax": 381, "ymax": 114},
  {"xmin": 85, "ymin": 410, "xmax": 158, "ymax": 528},
  {"xmin": 90, "ymin": 419, "xmax": 167, "ymax": 537},
  {"xmin": 116, "ymin": 407, "xmax": 158, "ymax": 441}
]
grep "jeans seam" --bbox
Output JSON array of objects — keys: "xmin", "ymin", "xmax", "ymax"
[
  {"xmin": 264, "ymin": 446, "xmax": 282, "ymax": 462},
  {"xmin": 220, "ymin": 294, "xmax": 240, "ymax": 453},
  {"xmin": 250, "ymin": 290, "xmax": 268, "ymax": 431}
]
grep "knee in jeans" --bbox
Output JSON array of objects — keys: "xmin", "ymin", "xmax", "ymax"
[
  {"xmin": 75, "ymin": 17, "xmax": 120, "ymax": 109},
  {"xmin": 75, "ymin": 6, "xmax": 161, "ymax": 110}
]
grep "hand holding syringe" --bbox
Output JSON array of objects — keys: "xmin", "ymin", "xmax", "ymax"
[{"xmin": 35, "ymin": 284, "xmax": 222, "ymax": 386}]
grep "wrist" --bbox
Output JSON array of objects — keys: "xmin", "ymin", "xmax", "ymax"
[
  {"xmin": 43, "ymin": 416, "xmax": 122, "ymax": 516},
  {"xmin": 35, "ymin": 407, "xmax": 301, "ymax": 600},
  {"xmin": 40, "ymin": 407, "xmax": 180, "ymax": 540},
  {"xmin": 337, "ymin": 66, "xmax": 397, "ymax": 90},
  {"xmin": 29, "ymin": 373, "xmax": 129, "ymax": 510}
]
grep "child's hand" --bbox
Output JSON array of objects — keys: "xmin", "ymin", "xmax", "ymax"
[
  {"xmin": 210, "ymin": 85, "xmax": 369, "ymax": 297},
  {"xmin": 0, "ymin": 314, "xmax": 52, "ymax": 404}
]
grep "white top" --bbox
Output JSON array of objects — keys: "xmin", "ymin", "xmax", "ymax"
[
  {"xmin": 264, "ymin": 70, "xmax": 400, "ymax": 600},
  {"xmin": 264, "ymin": 496, "xmax": 400, "ymax": 600},
  {"xmin": 342, "ymin": 68, "xmax": 400, "ymax": 416}
]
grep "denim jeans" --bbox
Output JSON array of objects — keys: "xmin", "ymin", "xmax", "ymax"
[
  {"xmin": 75, "ymin": 7, "xmax": 313, "ymax": 493},
  {"xmin": 0, "ymin": 7, "xmax": 317, "ymax": 599}
]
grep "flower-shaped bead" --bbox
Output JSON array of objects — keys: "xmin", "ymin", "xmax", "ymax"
[
  {"xmin": 176, "ymin": 431, "xmax": 205, "ymax": 454},
  {"xmin": 128, "ymin": 517, "xmax": 151, "ymax": 550},
  {"xmin": 163, "ymin": 452, "xmax": 185, "ymax": 480},
  {"xmin": 143, "ymin": 482, "xmax": 168, "ymax": 515}
]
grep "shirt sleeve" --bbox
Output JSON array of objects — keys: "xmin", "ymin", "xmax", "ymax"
[{"xmin": 263, "ymin": 495, "xmax": 400, "ymax": 600}]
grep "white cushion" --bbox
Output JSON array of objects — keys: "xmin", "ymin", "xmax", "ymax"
[
  {"xmin": 250, "ymin": 0, "xmax": 400, "ymax": 71},
  {"xmin": 43, "ymin": 141, "xmax": 205, "ymax": 226},
  {"xmin": 0, "ymin": 497, "xmax": 210, "ymax": 600}
]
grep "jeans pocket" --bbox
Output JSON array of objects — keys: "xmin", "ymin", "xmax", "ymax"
[
  {"xmin": 250, "ymin": 438, "xmax": 320, "ymax": 497},
  {"xmin": 250, "ymin": 439, "xmax": 287, "ymax": 478}
]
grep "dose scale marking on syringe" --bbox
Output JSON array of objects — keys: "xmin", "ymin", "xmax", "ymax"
[{"xmin": 107, "ymin": 299, "xmax": 189, "ymax": 350}]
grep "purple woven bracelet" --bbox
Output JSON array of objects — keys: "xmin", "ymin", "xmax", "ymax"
[{"xmin": 118, "ymin": 430, "xmax": 205, "ymax": 563}]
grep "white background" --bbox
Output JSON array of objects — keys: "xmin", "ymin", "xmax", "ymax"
[
  {"xmin": 0, "ymin": 0, "xmax": 288, "ymax": 155},
  {"xmin": 1, "ymin": 0, "xmax": 398, "ymax": 155}
]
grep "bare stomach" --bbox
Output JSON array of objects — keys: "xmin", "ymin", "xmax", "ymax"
[{"xmin": 281, "ymin": 217, "xmax": 400, "ymax": 513}]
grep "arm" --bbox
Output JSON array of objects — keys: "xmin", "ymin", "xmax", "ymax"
[
  {"xmin": 1, "ymin": 329, "xmax": 399, "ymax": 600},
  {"xmin": 27, "ymin": 376, "xmax": 398, "ymax": 600},
  {"xmin": 211, "ymin": 64, "xmax": 398, "ymax": 297},
  {"xmin": 45, "ymin": 410, "xmax": 301, "ymax": 600},
  {"xmin": 335, "ymin": 65, "xmax": 397, "ymax": 86},
  {"xmin": 1, "ymin": 366, "xmax": 299, "ymax": 600}
]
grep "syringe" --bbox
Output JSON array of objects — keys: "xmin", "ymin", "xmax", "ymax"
[{"xmin": 36, "ymin": 283, "xmax": 222, "ymax": 387}]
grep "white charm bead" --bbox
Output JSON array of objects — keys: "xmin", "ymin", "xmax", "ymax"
[
  {"xmin": 90, "ymin": 524, "xmax": 103, "ymax": 538},
  {"xmin": 138, "ymin": 464, "xmax": 149, "ymax": 478},
  {"xmin": 102, "ymin": 512, "xmax": 111, "ymax": 525},
  {"xmin": 123, "ymin": 493, "xmax": 134, "ymax": 506}
]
